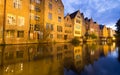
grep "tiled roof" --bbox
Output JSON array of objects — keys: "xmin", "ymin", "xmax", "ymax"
[
  {"xmin": 99, "ymin": 25, "xmax": 104, "ymax": 29},
  {"xmin": 69, "ymin": 10, "xmax": 79, "ymax": 19}
]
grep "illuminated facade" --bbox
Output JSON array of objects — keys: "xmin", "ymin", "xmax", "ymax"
[
  {"xmin": 0, "ymin": 0, "xmax": 116, "ymax": 44},
  {"xmin": 99, "ymin": 25, "xmax": 108, "ymax": 41},
  {"xmin": 41, "ymin": 0, "xmax": 65, "ymax": 42},
  {"xmin": 64, "ymin": 14, "xmax": 74, "ymax": 41},
  {"xmin": 0, "ymin": 0, "xmax": 30, "ymax": 44},
  {"xmin": 69, "ymin": 10, "xmax": 83, "ymax": 41}
]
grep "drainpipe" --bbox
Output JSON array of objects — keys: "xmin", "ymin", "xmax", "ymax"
[{"xmin": 2, "ymin": 0, "xmax": 6, "ymax": 44}]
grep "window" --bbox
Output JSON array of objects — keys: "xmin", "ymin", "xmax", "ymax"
[
  {"xmin": 17, "ymin": 31, "xmax": 24, "ymax": 38},
  {"xmin": 46, "ymin": 23, "xmax": 53, "ymax": 30},
  {"xmin": 30, "ymin": 24, "xmax": 34, "ymax": 30},
  {"xmin": 65, "ymin": 24, "xmax": 71, "ymax": 27},
  {"xmin": 30, "ymin": 4, "xmax": 34, "ymax": 10},
  {"xmin": 48, "ymin": 13, "xmax": 52, "ymax": 20},
  {"xmin": 34, "ymin": 15, "xmax": 40, "ymax": 21},
  {"xmin": 57, "ymin": 34, "xmax": 62, "ymax": 39},
  {"xmin": 65, "ymin": 30, "xmax": 71, "ymax": 33},
  {"xmin": 35, "ymin": 6, "xmax": 40, "ymax": 12},
  {"xmin": 18, "ymin": 16, "xmax": 24, "ymax": 26},
  {"xmin": 76, "ymin": 25, "xmax": 80, "ymax": 29},
  {"xmin": 76, "ymin": 19, "xmax": 80, "ymax": 23},
  {"xmin": 58, "ymin": 8, "xmax": 61, "ymax": 13},
  {"xmin": 77, "ymin": 15, "xmax": 80, "ymax": 19},
  {"xmin": 64, "ymin": 45, "xmax": 68, "ymax": 49},
  {"xmin": 13, "ymin": 0, "xmax": 22, "ymax": 9},
  {"xmin": 35, "ymin": 0, "xmax": 41, "ymax": 4},
  {"xmin": 58, "ymin": 16, "xmax": 61, "ymax": 22},
  {"xmin": 49, "ymin": 34, "xmax": 53, "ymax": 38},
  {"xmin": 48, "ymin": 2, "xmax": 52, "ymax": 10},
  {"xmin": 75, "ymin": 31, "xmax": 80, "ymax": 34},
  {"xmin": 57, "ymin": 26, "xmax": 62, "ymax": 32},
  {"xmin": 34, "ymin": 24, "xmax": 40, "ymax": 31},
  {"xmin": 30, "ymin": 13, "xmax": 34, "ymax": 20},
  {"xmin": 6, "ymin": 30, "xmax": 15, "ymax": 38},
  {"xmin": 7, "ymin": 14, "xmax": 16, "ymax": 25}
]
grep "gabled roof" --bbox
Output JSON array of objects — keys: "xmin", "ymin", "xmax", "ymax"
[
  {"xmin": 69, "ymin": 10, "xmax": 79, "ymax": 19},
  {"xmin": 99, "ymin": 25, "xmax": 104, "ymax": 29},
  {"xmin": 64, "ymin": 13, "xmax": 70, "ymax": 19}
]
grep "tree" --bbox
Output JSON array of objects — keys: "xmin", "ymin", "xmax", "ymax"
[{"xmin": 115, "ymin": 19, "xmax": 120, "ymax": 41}]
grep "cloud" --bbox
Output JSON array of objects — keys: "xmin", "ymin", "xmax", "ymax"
[{"xmin": 62, "ymin": 0, "xmax": 120, "ymax": 29}]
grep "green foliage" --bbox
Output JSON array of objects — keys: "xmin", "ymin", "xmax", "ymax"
[
  {"xmin": 89, "ymin": 34, "xmax": 97, "ymax": 39},
  {"xmin": 115, "ymin": 19, "xmax": 120, "ymax": 36},
  {"xmin": 70, "ymin": 38, "xmax": 80, "ymax": 45}
]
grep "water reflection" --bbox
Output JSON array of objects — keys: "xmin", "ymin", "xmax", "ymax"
[{"xmin": 0, "ymin": 42, "xmax": 118, "ymax": 75}]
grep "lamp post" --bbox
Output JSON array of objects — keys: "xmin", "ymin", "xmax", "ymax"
[{"xmin": 2, "ymin": 0, "xmax": 6, "ymax": 44}]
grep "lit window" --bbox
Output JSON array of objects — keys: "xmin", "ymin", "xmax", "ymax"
[
  {"xmin": 6, "ymin": 30, "xmax": 15, "ymax": 38},
  {"xmin": 17, "ymin": 31, "xmax": 24, "ymax": 38},
  {"xmin": 30, "ymin": 4, "xmax": 34, "ymax": 10},
  {"xmin": 13, "ymin": 0, "xmax": 22, "ymax": 9},
  {"xmin": 75, "ymin": 31, "xmax": 80, "ymax": 34},
  {"xmin": 48, "ymin": 13, "xmax": 52, "ymax": 20},
  {"xmin": 7, "ymin": 14, "xmax": 16, "ymax": 25},
  {"xmin": 76, "ymin": 25, "xmax": 80, "ymax": 29},
  {"xmin": 18, "ymin": 16, "xmax": 24, "ymax": 26}
]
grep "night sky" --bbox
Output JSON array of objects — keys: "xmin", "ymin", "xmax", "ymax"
[{"xmin": 62, "ymin": 0, "xmax": 120, "ymax": 29}]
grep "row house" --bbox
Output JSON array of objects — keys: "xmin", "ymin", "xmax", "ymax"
[
  {"xmin": 39, "ymin": 0, "xmax": 65, "ymax": 42},
  {"xmin": 64, "ymin": 14, "xmax": 74, "ymax": 42},
  {"xmin": 64, "ymin": 10, "xmax": 85, "ymax": 42},
  {"xmin": 29, "ymin": 0, "xmax": 43, "ymax": 43},
  {"xmin": 99, "ymin": 25, "xmax": 108, "ymax": 41},
  {"xmin": 0, "ymin": 0, "xmax": 30, "ymax": 44},
  {"xmin": 84, "ymin": 18, "xmax": 99, "ymax": 39},
  {"xmin": 69, "ymin": 10, "xmax": 83, "ymax": 41}
]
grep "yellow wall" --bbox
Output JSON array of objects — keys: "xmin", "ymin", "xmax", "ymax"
[
  {"xmin": 4, "ymin": 0, "xmax": 30, "ymax": 44},
  {"xmin": 72, "ymin": 12, "xmax": 82, "ymax": 38},
  {"xmin": 64, "ymin": 15, "xmax": 74, "ymax": 41}
]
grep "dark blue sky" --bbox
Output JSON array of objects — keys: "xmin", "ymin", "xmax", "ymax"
[{"xmin": 62, "ymin": 0, "xmax": 120, "ymax": 29}]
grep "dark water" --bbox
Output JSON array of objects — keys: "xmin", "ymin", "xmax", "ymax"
[{"xmin": 0, "ymin": 42, "xmax": 120, "ymax": 75}]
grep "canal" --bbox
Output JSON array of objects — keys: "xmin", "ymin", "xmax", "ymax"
[{"xmin": 0, "ymin": 42, "xmax": 120, "ymax": 75}]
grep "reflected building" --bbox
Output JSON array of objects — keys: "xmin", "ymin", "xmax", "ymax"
[{"xmin": 0, "ymin": 43, "xmax": 118, "ymax": 75}]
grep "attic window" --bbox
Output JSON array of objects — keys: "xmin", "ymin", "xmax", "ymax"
[{"xmin": 77, "ymin": 16, "xmax": 80, "ymax": 19}]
